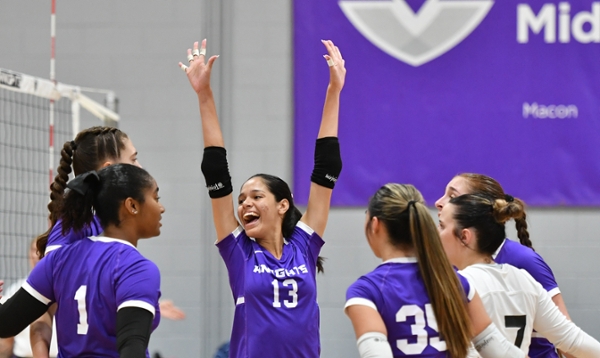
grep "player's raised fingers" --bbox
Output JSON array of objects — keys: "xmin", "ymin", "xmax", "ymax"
[
  {"xmin": 192, "ymin": 41, "xmax": 200, "ymax": 57},
  {"xmin": 206, "ymin": 55, "xmax": 220, "ymax": 71}
]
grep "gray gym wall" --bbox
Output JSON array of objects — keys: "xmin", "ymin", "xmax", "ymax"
[{"xmin": 1, "ymin": 1, "xmax": 598, "ymax": 357}]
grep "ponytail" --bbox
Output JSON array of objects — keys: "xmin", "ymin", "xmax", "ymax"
[
  {"xmin": 451, "ymin": 194, "xmax": 528, "ymax": 256},
  {"xmin": 282, "ymin": 197, "xmax": 325, "ymax": 273},
  {"xmin": 35, "ymin": 140, "xmax": 75, "ymax": 258},
  {"xmin": 515, "ymin": 214, "xmax": 533, "ymax": 249},
  {"xmin": 459, "ymin": 173, "xmax": 533, "ymax": 250},
  {"xmin": 409, "ymin": 202, "xmax": 471, "ymax": 358},
  {"xmin": 35, "ymin": 126, "xmax": 129, "ymax": 258},
  {"xmin": 369, "ymin": 184, "xmax": 471, "ymax": 357}
]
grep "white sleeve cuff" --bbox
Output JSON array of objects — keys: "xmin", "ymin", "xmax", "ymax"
[
  {"xmin": 118, "ymin": 300, "xmax": 156, "ymax": 317},
  {"xmin": 345, "ymin": 297, "xmax": 377, "ymax": 311},
  {"xmin": 22, "ymin": 282, "xmax": 52, "ymax": 305},
  {"xmin": 357, "ymin": 332, "xmax": 393, "ymax": 358}
]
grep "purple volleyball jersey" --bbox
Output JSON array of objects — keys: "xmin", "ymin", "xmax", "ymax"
[
  {"xmin": 25, "ymin": 236, "xmax": 161, "ymax": 358},
  {"xmin": 345, "ymin": 258, "xmax": 474, "ymax": 357},
  {"xmin": 494, "ymin": 239, "xmax": 560, "ymax": 358},
  {"xmin": 45, "ymin": 216, "xmax": 103, "ymax": 254},
  {"xmin": 217, "ymin": 221, "xmax": 324, "ymax": 358}
]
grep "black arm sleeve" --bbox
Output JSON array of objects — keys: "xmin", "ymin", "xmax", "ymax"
[
  {"xmin": 0, "ymin": 288, "xmax": 49, "ymax": 338},
  {"xmin": 310, "ymin": 137, "xmax": 342, "ymax": 189},
  {"xmin": 116, "ymin": 307, "xmax": 153, "ymax": 358}
]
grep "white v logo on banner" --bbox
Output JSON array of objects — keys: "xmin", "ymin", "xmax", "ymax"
[{"xmin": 339, "ymin": 0, "xmax": 494, "ymax": 66}]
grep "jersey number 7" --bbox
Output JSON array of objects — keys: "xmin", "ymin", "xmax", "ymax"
[{"xmin": 505, "ymin": 315, "xmax": 526, "ymax": 348}]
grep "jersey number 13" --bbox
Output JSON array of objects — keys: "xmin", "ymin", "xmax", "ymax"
[{"xmin": 271, "ymin": 279, "xmax": 298, "ymax": 308}]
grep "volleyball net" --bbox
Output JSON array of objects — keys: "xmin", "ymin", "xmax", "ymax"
[{"xmin": 0, "ymin": 68, "xmax": 119, "ymax": 287}]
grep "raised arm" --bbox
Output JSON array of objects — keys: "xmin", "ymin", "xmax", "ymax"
[
  {"xmin": 180, "ymin": 39, "xmax": 238, "ymax": 241},
  {"xmin": 301, "ymin": 40, "xmax": 346, "ymax": 237}
]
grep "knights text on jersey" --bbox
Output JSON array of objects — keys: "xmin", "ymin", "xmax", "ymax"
[
  {"xmin": 217, "ymin": 222, "xmax": 324, "ymax": 358},
  {"xmin": 25, "ymin": 236, "xmax": 161, "ymax": 358},
  {"xmin": 345, "ymin": 257, "xmax": 475, "ymax": 357}
]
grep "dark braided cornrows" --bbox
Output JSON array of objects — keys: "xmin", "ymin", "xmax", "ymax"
[
  {"xmin": 458, "ymin": 173, "xmax": 534, "ymax": 250},
  {"xmin": 36, "ymin": 126, "xmax": 129, "ymax": 258}
]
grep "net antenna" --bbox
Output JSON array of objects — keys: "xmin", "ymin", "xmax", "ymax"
[{"xmin": 0, "ymin": 68, "xmax": 119, "ymax": 286}]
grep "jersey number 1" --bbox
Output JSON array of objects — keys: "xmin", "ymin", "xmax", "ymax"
[{"xmin": 74, "ymin": 285, "xmax": 89, "ymax": 335}]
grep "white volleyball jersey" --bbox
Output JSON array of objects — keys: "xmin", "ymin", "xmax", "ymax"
[
  {"xmin": 460, "ymin": 263, "xmax": 539, "ymax": 353},
  {"xmin": 460, "ymin": 263, "xmax": 600, "ymax": 357}
]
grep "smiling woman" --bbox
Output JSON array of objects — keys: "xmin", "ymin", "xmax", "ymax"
[
  {"xmin": 180, "ymin": 38, "xmax": 345, "ymax": 357},
  {"xmin": 0, "ymin": 164, "xmax": 164, "ymax": 358}
]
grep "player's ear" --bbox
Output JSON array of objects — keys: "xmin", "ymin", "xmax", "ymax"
[
  {"xmin": 370, "ymin": 216, "xmax": 381, "ymax": 234},
  {"xmin": 124, "ymin": 197, "xmax": 139, "ymax": 216},
  {"xmin": 277, "ymin": 199, "xmax": 290, "ymax": 216},
  {"xmin": 461, "ymin": 228, "xmax": 475, "ymax": 248}
]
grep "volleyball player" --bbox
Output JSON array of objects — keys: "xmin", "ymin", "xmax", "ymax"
[
  {"xmin": 29, "ymin": 126, "xmax": 184, "ymax": 356},
  {"xmin": 345, "ymin": 184, "xmax": 525, "ymax": 358},
  {"xmin": 179, "ymin": 38, "xmax": 344, "ymax": 357},
  {"xmin": 0, "ymin": 164, "xmax": 164, "ymax": 357},
  {"xmin": 37, "ymin": 126, "xmax": 140, "ymax": 258},
  {"xmin": 438, "ymin": 193, "xmax": 600, "ymax": 357},
  {"xmin": 435, "ymin": 173, "xmax": 572, "ymax": 357}
]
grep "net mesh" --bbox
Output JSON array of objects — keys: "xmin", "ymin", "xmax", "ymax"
[{"xmin": 0, "ymin": 87, "xmax": 73, "ymax": 287}]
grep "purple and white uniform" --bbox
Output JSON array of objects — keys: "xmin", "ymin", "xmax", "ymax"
[
  {"xmin": 45, "ymin": 216, "xmax": 103, "ymax": 255},
  {"xmin": 24, "ymin": 236, "xmax": 161, "ymax": 358},
  {"xmin": 494, "ymin": 238, "xmax": 560, "ymax": 357},
  {"xmin": 345, "ymin": 257, "xmax": 475, "ymax": 357},
  {"xmin": 217, "ymin": 222, "xmax": 324, "ymax": 358}
]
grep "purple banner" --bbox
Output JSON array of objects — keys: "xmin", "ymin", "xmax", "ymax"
[{"xmin": 294, "ymin": 0, "xmax": 600, "ymax": 206}]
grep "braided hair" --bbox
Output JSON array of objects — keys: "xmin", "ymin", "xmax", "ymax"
[
  {"xmin": 36, "ymin": 126, "xmax": 129, "ymax": 257},
  {"xmin": 458, "ymin": 173, "xmax": 533, "ymax": 250}
]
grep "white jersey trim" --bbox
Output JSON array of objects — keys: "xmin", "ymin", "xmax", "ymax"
[
  {"xmin": 345, "ymin": 297, "xmax": 377, "ymax": 311},
  {"xmin": 22, "ymin": 282, "xmax": 51, "ymax": 305},
  {"xmin": 461, "ymin": 274, "xmax": 476, "ymax": 301},
  {"xmin": 547, "ymin": 287, "xmax": 561, "ymax": 297},
  {"xmin": 491, "ymin": 238, "xmax": 507, "ymax": 259},
  {"xmin": 236, "ymin": 297, "xmax": 245, "ymax": 305},
  {"xmin": 44, "ymin": 244, "xmax": 62, "ymax": 254},
  {"xmin": 89, "ymin": 236, "xmax": 137, "ymax": 250},
  {"xmin": 380, "ymin": 257, "xmax": 417, "ymax": 265},
  {"xmin": 297, "ymin": 221, "xmax": 315, "ymax": 235},
  {"xmin": 118, "ymin": 300, "xmax": 155, "ymax": 316},
  {"xmin": 215, "ymin": 226, "xmax": 244, "ymax": 245}
]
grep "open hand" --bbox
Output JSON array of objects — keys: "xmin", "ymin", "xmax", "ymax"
[
  {"xmin": 322, "ymin": 40, "xmax": 346, "ymax": 92},
  {"xmin": 179, "ymin": 39, "xmax": 219, "ymax": 95}
]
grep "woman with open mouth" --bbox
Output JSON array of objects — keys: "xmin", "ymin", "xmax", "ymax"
[{"xmin": 180, "ymin": 38, "xmax": 345, "ymax": 358}]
